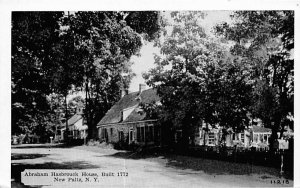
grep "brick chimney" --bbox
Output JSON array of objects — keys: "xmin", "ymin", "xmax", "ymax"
[{"xmin": 139, "ymin": 84, "xmax": 146, "ymax": 94}]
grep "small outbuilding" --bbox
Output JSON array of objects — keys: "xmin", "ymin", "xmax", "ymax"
[
  {"xmin": 57, "ymin": 101, "xmax": 88, "ymax": 141},
  {"xmin": 196, "ymin": 124, "xmax": 271, "ymax": 150},
  {"xmin": 250, "ymin": 125, "xmax": 271, "ymax": 149}
]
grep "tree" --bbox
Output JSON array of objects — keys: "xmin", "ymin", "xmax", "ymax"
[
  {"xmin": 12, "ymin": 11, "xmax": 162, "ymax": 141},
  {"xmin": 54, "ymin": 11, "xmax": 162, "ymax": 139},
  {"xmin": 214, "ymin": 11, "xmax": 294, "ymax": 139},
  {"xmin": 11, "ymin": 12, "xmax": 64, "ymax": 136},
  {"xmin": 144, "ymin": 11, "xmax": 252, "ymax": 147},
  {"xmin": 68, "ymin": 96, "xmax": 85, "ymax": 116},
  {"xmin": 11, "ymin": 12, "xmax": 81, "ymax": 141}
]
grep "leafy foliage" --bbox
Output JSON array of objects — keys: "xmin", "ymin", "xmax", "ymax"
[
  {"xmin": 59, "ymin": 11, "xmax": 161, "ymax": 138},
  {"xmin": 214, "ymin": 11, "xmax": 294, "ymax": 136},
  {"xmin": 67, "ymin": 96, "xmax": 85, "ymax": 116},
  {"xmin": 144, "ymin": 11, "xmax": 252, "ymax": 146},
  {"xmin": 11, "ymin": 11, "xmax": 161, "ymax": 140},
  {"xmin": 12, "ymin": 12, "xmax": 64, "ymax": 136}
]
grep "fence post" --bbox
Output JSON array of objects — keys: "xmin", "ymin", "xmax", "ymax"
[{"xmin": 280, "ymin": 149, "xmax": 284, "ymax": 175}]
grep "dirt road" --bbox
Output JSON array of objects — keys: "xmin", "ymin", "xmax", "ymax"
[{"xmin": 11, "ymin": 145, "xmax": 292, "ymax": 187}]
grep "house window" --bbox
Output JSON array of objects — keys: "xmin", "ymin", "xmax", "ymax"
[
  {"xmin": 101, "ymin": 128, "xmax": 108, "ymax": 142},
  {"xmin": 129, "ymin": 129, "xmax": 134, "ymax": 143},
  {"xmin": 137, "ymin": 126, "xmax": 145, "ymax": 142},
  {"xmin": 110, "ymin": 128, "xmax": 113, "ymax": 136},
  {"xmin": 208, "ymin": 132, "xmax": 215, "ymax": 145},
  {"xmin": 259, "ymin": 134, "xmax": 263, "ymax": 143},
  {"xmin": 146, "ymin": 125, "xmax": 154, "ymax": 142},
  {"xmin": 74, "ymin": 130, "xmax": 79, "ymax": 138},
  {"xmin": 264, "ymin": 134, "xmax": 268, "ymax": 143},
  {"xmin": 141, "ymin": 126, "xmax": 145, "ymax": 142},
  {"xmin": 118, "ymin": 131, "xmax": 124, "ymax": 142},
  {"xmin": 241, "ymin": 133, "xmax": 245, "ymax": 143},
  {"xmin": 137, "ymin": 127, "xmax": 141, "ymax": 142},
  {"xmin": 137, "ymin": 124, "xmax": 155, "ymax": 143},
  {"xmin": 253, "ymin": 134, "xmax": 258, "ymax": 143},
  {"xmin": 100, "ymin": 128, "xmax": 105, "ymax": 139}
]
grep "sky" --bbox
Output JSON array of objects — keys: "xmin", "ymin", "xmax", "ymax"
[
  {"xmin": 66, "ymin": 11, "xmax": 232, "ymax": 100},
  {"xmin": 128, "ymin": 11, "xmax": 232, "ymax": 92}
]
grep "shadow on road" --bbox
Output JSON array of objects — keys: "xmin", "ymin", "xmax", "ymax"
[
  {"xmin": 11, "ymin": 153, "xmax": 49, "ymax": 160},
  {"xmin": 165, "ymin": 155, "xmax": 278, "ymax": 175},
  {"xmin": 11, "ymin": 143, "xmax": 77, "ymax": 149},
  {"xmin": 106, "ymin": 149, "xmax": 291, "ymax": 180}
]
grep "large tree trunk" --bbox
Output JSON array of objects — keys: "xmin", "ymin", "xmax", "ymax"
[
  {"xmin": 179, "ymin": 123, "xmax": 190, "ymax": 152},
  {"xmin": 203, "ymin": 123, "xmax": 209, "ymax": 146},
  {"xmin": 86, "ymin": 88, "xmax": 98, "ymax": 140}
]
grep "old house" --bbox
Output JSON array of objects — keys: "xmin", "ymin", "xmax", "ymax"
[
  {"xmin": 57, "ymin": 101, "xmax": 88, "ymax": 141},
  {"xmin": 196, "ymin": 124, "xmax": 271, "ymax": 150},
  {"xmin": 251, "ymin": 125, "xmax": 272, "ymax": 149},
  {"xmin": 97, "ymin": 84, "xmax": 161, "ymax": 146}
]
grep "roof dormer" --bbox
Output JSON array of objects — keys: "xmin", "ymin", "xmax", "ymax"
[{"xmin": 121, "ymin": 105, "xmax": 138, "ymax": 122}]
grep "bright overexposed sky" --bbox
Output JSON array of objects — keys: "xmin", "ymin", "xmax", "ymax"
[
  {"xmin": 129, "ymin": 42, "xmax": 160, "ymax": 92},
  {"xmin": 128, "ymin": 11, "xmax": 232, "ymax": 92},
  {"xmin": 65, "ymin": 11, "xmax": 232, "ymax": 100}
]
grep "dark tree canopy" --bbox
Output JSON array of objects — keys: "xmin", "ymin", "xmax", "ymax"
[
  {"xmin": 214, "ymin": 11, "xmax": 294, "ymax": 136},
  {"xmin": 11, "ymin": 11, "xmax": 162, "ymax": 139},
  {"xmin": 12, "ymin": 12, "xmax": 64, "ymax": 135},
  {"xmin": 144, "ymin": 11, "xmax": 253, "ymax": 146}
]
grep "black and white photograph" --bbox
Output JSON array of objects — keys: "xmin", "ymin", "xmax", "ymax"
[{"xmin": 1, "ymin": 1, "xmax": 299, "ymax": 187}]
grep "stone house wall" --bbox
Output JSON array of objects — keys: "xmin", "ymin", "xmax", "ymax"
[{"xmin": 98, "ymin": 120, "xmax": 159, "ymax": 145}]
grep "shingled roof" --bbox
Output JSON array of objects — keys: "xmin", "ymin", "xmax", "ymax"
[
  {"xmin": 60, "ymin": 114, "xmax": 83, "ymax": 128},
  {"xmin": 97, "ymin": 88, "xmax": 160, "ymax": 126}
]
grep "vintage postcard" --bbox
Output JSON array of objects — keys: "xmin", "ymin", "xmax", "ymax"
[{"xmin": 1, "ymin": 0, "xmax": 299, "ymax": 187}]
